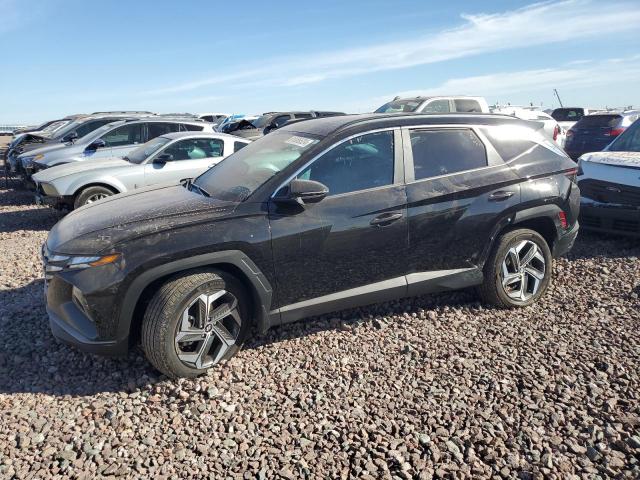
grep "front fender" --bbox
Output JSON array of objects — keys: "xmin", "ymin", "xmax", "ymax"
[
  {"xmin": 67, "ymin": 174, "xmax": 127, "ymax": 197},
  {"xmin": 116, "ymin": 250, "xmax": 276, "ymax": 345}
]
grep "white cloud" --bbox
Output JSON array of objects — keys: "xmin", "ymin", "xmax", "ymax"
[
  {"xmin": 347, "ymin": 55, "xmax": 640, "ymax": 112},
  {"xmin": 148, "ymin": 0, "xmax": 640, "ymax": 95}
]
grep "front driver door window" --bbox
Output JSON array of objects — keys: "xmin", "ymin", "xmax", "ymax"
[
  {"xmin": 144, "ymin": 138, "xmax": 225, "ymax": 187},
  {"xmin": 269, "ymin": 130, "xmax": 409, "ymax": 318}
]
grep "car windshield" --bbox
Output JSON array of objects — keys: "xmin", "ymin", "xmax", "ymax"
[
  {"xmin": 575, "ymin": 115, "xmax": 621, "ymax": 129},
  {"xmin": 126, "ymin": 137, "xmax": 172, "ymax": 163},
  {"xmin": 551, "ymin": 108, "xmax": 584, "ymax": 122},
  {"xmin": 192, "ymin": 131, "xmax": 320, "ymax": 202},
  {"xmin": 608, "ymin": 119, "xmax": 640, "ymax": 152},
  {"xmin": 374, "ymin": 99, "xmax": 421, "ymax": 113}
]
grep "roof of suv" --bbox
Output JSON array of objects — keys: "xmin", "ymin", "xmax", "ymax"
[{"xmin": 279, "ymin": 112, "xmax": 522, "ymax": 137}]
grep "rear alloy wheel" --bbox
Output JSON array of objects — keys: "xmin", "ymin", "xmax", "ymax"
[
  {"xmin": 478, "ymin": 228, "xmax": 552, "ymax": 307},
  {"xmin": 141, "ymin": 270, "xmax": 249, "ymax": 378},
  {"xmin": 74, "ymin": 186, "xmax": 115, "ymax": 209}
]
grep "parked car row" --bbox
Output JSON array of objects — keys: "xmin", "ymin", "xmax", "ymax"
[{"xmin": 4, "ymin": 95, "xmax": 637, "ymax": 378}]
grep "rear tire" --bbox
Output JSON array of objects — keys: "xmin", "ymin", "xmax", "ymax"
[
  {"xmin": 74, "ymin": 186, "xmax": 115, "ymax": 209},
  {"xmin": 478, "ymin": 228, "xmax": 552, "ymax": 308},
  {"xmin": 141, "ymin": 270, "xmax": 250, "ymax": 379}
]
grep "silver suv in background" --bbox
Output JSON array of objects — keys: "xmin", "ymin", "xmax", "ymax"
[
  {"xmin": 18, "ymin": 118, "xmax": 215, "ymax": 180},
  {"xmin": 375, "ymin": 96, "xmax": 490, "ymax": 114},
  {"xmin": 7, "ymin": 112, "xmax": 155, "ymax": 173}
]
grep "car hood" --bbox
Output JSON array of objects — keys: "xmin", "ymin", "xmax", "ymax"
[
  {"xmin": 581, "ymin": 151, "xmax": 640, "ymax": 169},
  {"xmin": 18, "ymin": 141, "xmax": 69, "ymax": 158},
  {"xmin": 47, "ymin": 183, "xmax": 240, "ymax": 254},
  {"xmin": 33, "ymin": 157, "xmax": 131, "ymax": 183}
]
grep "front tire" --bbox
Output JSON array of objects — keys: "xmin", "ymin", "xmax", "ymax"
[
  {"xmin": 478, "ymin": 228, "xmax": 552, "ymax": 308},
  {"xmin": 141, "ymin": 270, "xmax": 250, "ymax": 378},
  {"xmin": 74, "ymin": 186, "xmax": 115, "ymax": 209}
]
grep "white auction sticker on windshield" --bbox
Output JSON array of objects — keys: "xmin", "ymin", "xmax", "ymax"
[{"xmin": 285, "ymin": 136, "xmax": 315, "ymax": 148}]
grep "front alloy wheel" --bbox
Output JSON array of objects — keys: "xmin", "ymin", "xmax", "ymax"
[
  {"xmin": 142, "ymin": 271, "xmax": 249, "ymax": 378},
  {"xmin": 175, "ymin": 290, "xmax": 242, "ymax": 369}
]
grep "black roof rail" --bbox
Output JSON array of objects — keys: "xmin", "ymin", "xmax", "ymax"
[{"xmin": 91, "ymin": 111, "xmax": 155, "ymax": 115}]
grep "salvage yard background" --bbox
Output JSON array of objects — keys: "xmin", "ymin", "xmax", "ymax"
[{"xmin": 0, "ymin": 153, "xmax": 639, "ymax": 477}]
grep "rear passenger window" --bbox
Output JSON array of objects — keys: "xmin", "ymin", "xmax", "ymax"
[
  {"xmin": 481, "ymin": 127, "xmax": 537, "ymax": 161},
  {"xmin": 181, "ymin": 123, "xmax": 204, "ymax": 132},
  {"xmin": 454, "ymin": 99, "xmax": 482, "ymax": 112},
  {"xmin": 234, "ymin": 141, "xmax": 248, "ymax": 152},
  {"xmin": 101, "ymin": 124, "xmax": 144, "ymax": 147},
  {"xmin": 410, "ymin": 129, "xmax": 486, "ymax": 180},
  {"xmin": 297, "ymin": 131, "xmax": 394, "ymax": 196},
  {"xmin": 147, "ymin": 122, "xmax": 180, "ymax": 139},
  {"xmin": 422, "ymin": 100, "xmax": 450, "ymax": 113}
]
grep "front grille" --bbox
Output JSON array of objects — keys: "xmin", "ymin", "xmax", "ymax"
[
  {"xmin": 580, "ymin": 215, "xmax": 601, "ymax": 228},
  {"xmin": 579, "ymin": 179, "xmax": 640, "ymax": 207},
  {"xmin": 612, "ymin": 218, "xmax": 640, "ymax": 233}
]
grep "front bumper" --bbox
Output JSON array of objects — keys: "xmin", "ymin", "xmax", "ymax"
[
  {"xmin": 48, "ymin": 307, "xmax": 128, "ymax": 356},
  {"xmin": 44, "ymin": 249, "xmax": 130, "ymax": 356},
  {"xmin": 580, "ymin": 200, "xmax": 640, "ymax": 237}
]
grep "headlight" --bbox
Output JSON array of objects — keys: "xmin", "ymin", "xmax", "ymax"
[
  {"xmin": 20, "ymin": 156, "xmax": 35, "ymax": 166},
  {"xmin": 67, "ymin": 254, "xmax": 121, "ymax": 269},
  {"xmin": 40, "ymin": 182, "xmax": 59, "ymax": 196},
  {"xmin": 34, "ymin": 154, "xmax": 44, "ymax": 161},
  {"xmin": 43, "ymin": 251, "xmax": 121, "ymax": 275}
]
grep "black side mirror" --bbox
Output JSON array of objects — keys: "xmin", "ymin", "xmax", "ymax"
[
  {"xmin": 153, "ymin": 153, "xmax": 173, "ymax": 164},
  {"xmin": 275, "ymin": 179, "xmax": 329, "ymax": 205},
  {"xmin": 86, "ymin": 138, "xmax": 106, "ymax": 151},
  {"xmin": 62, "ymin": 131, "xmax": 78, "ymax": 143}
]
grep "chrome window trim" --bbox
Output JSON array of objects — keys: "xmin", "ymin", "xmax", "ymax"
[{"xmin": 270, "ymin": 126, "xmax": 402, "ymax": 199}]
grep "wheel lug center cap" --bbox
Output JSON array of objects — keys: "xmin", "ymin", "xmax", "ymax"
[{"xmin": 204, "ymin": 323, "xmax": 213, "ymax": 333}]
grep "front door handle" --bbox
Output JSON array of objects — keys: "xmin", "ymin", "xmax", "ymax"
[
  {"xmin": 489, "ymin": 190, "xmax": 515, "ymax": 201},
  {"xmin": 370, "ymin": 212, "xmax": 403, "ymax": 226}
]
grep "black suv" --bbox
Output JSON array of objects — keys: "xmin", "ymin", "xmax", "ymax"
[{"xmin": 43, "ymin": 114, "xmax": 580, "ymax": 378}]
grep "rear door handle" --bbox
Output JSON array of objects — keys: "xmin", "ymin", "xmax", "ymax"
[
  {"xmin": 370, "ymin": 212, "xmax": 403, "ymax": 226},
  {"xmin": 489, "ymin": 190, "xmax": 515, "ymax": 201}
]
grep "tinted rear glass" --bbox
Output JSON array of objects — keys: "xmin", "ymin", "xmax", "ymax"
[
  {"xmin": 551, "ymin": 108, "xmax": 584, "ymax": 122},
  {"xmin": 575, "ymin": 115, "xmax": 621, "ymax": 128},
  {"xmin": 375, "ymin": 100, "xmax": 421, "ymax": 113}
]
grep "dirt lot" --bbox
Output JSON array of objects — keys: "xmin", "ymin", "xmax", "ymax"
[{"xmin": 0, "ymin": 184, "xmax": 639, "ymax": 479}]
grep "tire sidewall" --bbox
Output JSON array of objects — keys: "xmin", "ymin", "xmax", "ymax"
[
  {"xmin": 74, "ymin": 186, "xmax": 114, "ymax": 209},
  {"xmin": 155, "ymin": 273, "xmax": 249, "ymax": 378},
  {"xmin": 492, "ymin": 230, "xmax": 552, "ymax": 307}
]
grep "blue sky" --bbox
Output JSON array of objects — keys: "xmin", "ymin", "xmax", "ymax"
[{"xmin": 1, "ymin": 0, "xmax": 639, "ymax": 123}]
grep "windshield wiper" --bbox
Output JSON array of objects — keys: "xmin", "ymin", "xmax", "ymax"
[{"xmin": 185, "ymin": 179, "xmax": 210, "ymax": 197}]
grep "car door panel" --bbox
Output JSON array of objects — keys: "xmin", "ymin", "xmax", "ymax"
[
  {"xmin": 404, "ymin": 127, "xmax": 522, "ymax": 274},
  {"xmin": 269, "ymin": 185, "xmax": 408, "ymax": 315},
  {"xmin": 268, "ymin": 129, "xmax": 408, "ymax": 316}
]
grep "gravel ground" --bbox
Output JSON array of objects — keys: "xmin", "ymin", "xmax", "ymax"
[{"xmin": 0, "ymin": 185, "xmax": 639, "ymax": 479}]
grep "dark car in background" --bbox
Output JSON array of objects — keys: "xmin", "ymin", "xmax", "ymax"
[
  {"xmin": 222, "ymin": 111, "xmax": 345, "ymax": 140},
  {"xmin": 564, "ymin": 110, "xmax": 640, "ymax": 160},
  {"xmin": 42, "ymin": 113, "xmax": 579, "ymax": 378}
]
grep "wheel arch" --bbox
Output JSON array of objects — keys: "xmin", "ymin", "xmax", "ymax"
[
  {"xmin": 72, "ymin": 181, "xmax": 121, "ymax": 199},
  {"xmin": 119, "ymin": 250, "xmax": 275, "ymax": 347},
  {"xmin": 481, "ymin": 204, "xmax": 563, "ymax": 268}
]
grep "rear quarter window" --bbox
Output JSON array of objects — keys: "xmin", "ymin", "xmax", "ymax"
[
  {"xmin": 454, "ymin": 99, "xmax": 482, "ymax": 113},
  {"xmin": 481, "ymin": 127, "xmax": 537, "ymax": 161},
  {"xmin": 181, "ymin": 124, "xmax": 204, "ymax": 131}
]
